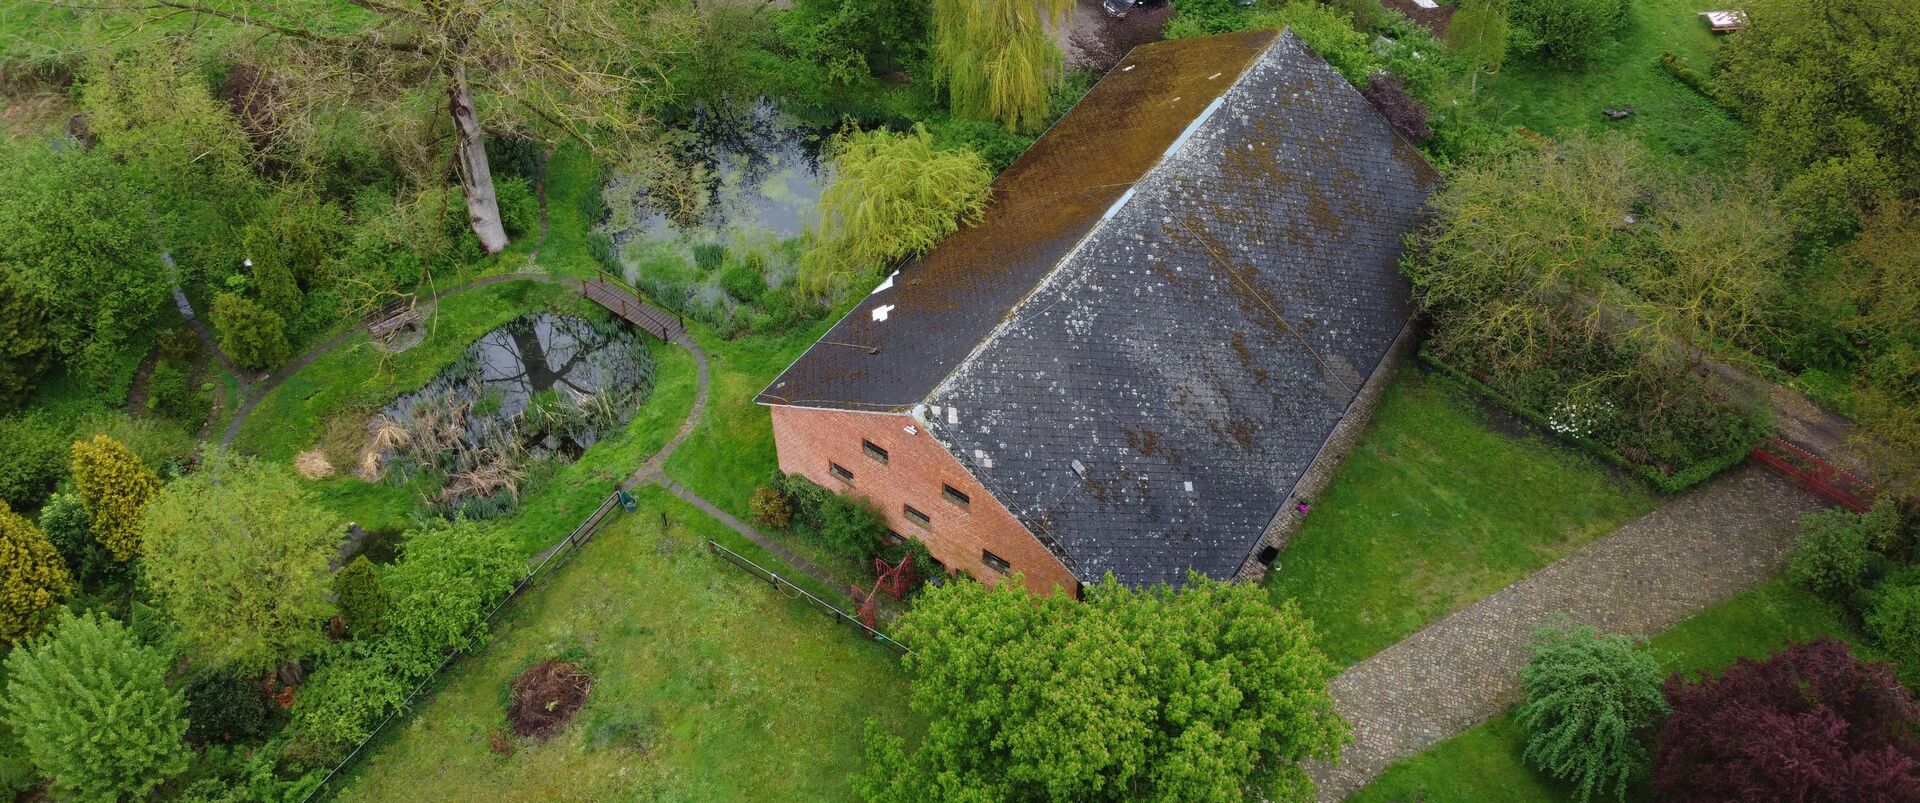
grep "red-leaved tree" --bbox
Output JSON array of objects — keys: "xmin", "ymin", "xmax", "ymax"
[
  {"xmin": 1361, "ymin": 74, "xmax": 1431, "ymax": 144},
  {"xmin": 1653, "ymin": 638, "xmax": 1920, "ymax": 801}
]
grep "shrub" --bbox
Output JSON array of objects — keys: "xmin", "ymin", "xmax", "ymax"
[
  {"xmin": 37, "ymin": 492, "xmax": 110, "ymax": 582},
  {"xmin": 1516, "ymin": 626, "xmax": 1668, "ymax": 802},
  {"xmin": 333, "ymin": 555, "xmax": 390, "ymax": 639},
  {"xmin": 1656, "ymin": 52, "xmax": 1711, "ymax": 98},
  {"xmin": 1361, "ymin": 74, "xmax": 1432, "ymax": 143},
  {"xmin": 144, "ymin": 360, "xmax": 198, "ymax": 420},
  {"xmin": 1653, "ymin": 638, "xmax": 1920, "ymax": 801},
  {"xmin": 1866, "ymin": 576, "xmax": 1920, "ymax": 676},
  {"xmin": 0, "ymin": 611, "xmax": 190, "ymax": 802},
  {"xmin": 774, "ymin": 472, "xmax": 833, "ymax": 530},
  {"xmin": 1507, "ymin": 0, "xmax": 1629, "ymax": 65},
  {"xmin": 495, "ymin": 175, "xmax": 539, "ymax": 238},
  {"xmin": 1246, "ymin": 2, "xmax": 1379, "ymax": 85},
  {"xmin": 815, "ymin": 493, "xmax": 885, "ymax": 562},
  {"xmin": 0, "ymin": 500, "xmax": 72, "ymax": 644},
  {"xmin": 69, "ymin": 433, "xmax": 162, "ymax": 561},
  {"xmin": 210, "ymin": 292, "xmax": 291, "ymax": 371},
  {"xmin": 182, "ymin": 670, "xmax": 272, "ymax": 745},
  {"xmin": 720, "ymin": 258, "xmax": 767, "ymax": 303},
  {"xmin": 0, "ymin": 412, "xmax": 67, "ymax": 509},
  {"xmin": 750, "ymin": 485, "xmax": 794, "ymax": 530},
  {"xmin": 1788, "ymin": 506, "xmax": 1891, "ymax": 598}
]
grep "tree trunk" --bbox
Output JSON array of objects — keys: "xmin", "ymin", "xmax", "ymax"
[{"xmin": 449, "ymin": 66, "xmax": 509, "ymax": 255}]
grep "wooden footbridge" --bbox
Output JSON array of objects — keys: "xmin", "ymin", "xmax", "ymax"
[{"xmin": 582, "ymin": 270, "xmax": 686, "ymax": 342}]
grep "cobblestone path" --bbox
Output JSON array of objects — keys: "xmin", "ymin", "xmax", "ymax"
[{"xmin": 1307, "ymin": 463, "xmax": 1823, "ymax": 801}]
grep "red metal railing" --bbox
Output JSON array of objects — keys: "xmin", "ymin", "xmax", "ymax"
[{"xmin": 1749, "ymin": 437, "xmax": 1875, "ymax": 512}]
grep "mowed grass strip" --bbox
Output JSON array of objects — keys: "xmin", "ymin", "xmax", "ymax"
[
  {"xmin": 1352, "ymin": 579, "xmax": 1856, "ymax": 803},
  {"xmin": 336, "ymin": 484, "xmax": 913, "ymax": 803},
  {"xmin": 1265, "ymin": 372, "xmax": 1656, "ymax": 666}
]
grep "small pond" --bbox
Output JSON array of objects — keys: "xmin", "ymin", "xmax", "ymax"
[{"xmin": 374, "ymin": 313, "xmax": 655, "ymax": 515}]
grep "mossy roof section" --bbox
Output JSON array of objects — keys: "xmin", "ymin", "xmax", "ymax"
[
  {"xmin": 925, "ymin": 30, "xmax": 1440, "ymax": 587},
  {"xmin": 757, "ymin": 28, "xmax": 1282, "ymax": 411}
]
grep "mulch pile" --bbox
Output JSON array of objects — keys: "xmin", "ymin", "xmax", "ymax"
[{"xmin": 507, "ymin": 660, "xmax": 594, "ymax": 740}]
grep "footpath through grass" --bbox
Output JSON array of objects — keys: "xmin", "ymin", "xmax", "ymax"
[
  {"xmin": 1480, "ymin": 0, "xmax": 1745, "ymax": 170},
  {"xmin": 335, "ymin": 484, "xmax": 912, "ymax": 802},
  {"xmin": 1352, "ymin": 579, "xmax": 1856, "ymax": 803},
  {"xmin": 1265, "ymin": 371, "xmax": 1656, "ymax": 666}
]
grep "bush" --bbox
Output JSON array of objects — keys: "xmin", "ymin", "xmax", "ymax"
[
  {"xmin": 0, "ymin": 611, "xmax": 189, "ymax": 802},
  {"xmin": 750, "ymin": 485, "xmax": 794, "ymax": 530},
  {"xmin": 720, "ymin": 257, "xmax": 767, "ymax": 303},
  {"xmin": 210, "ymin": 292, "xmax": 291, "ymax": 371},
  {"xmin": 144, "ymin": 360, "xmax": 198, "ymax": 420},
  {"xmin": 1654, "ymin": 638, "xmax": 1920, "ymax": 801},
  {"xmin": 1656, "ymin": 52, "xmax": 1711, "ymax": 98},
  {"xmin": 1507, "ymin": 0, "xmax": 1630, "ymax": 65},
  {"xmin": 69, "ymin": 433, "xmax": 162, "ymax": 562},
  {"xmin": 0, "ymin": 500, "xmax": 72, "ymax": 644},
  {"xmin": 1516, "ymin": 626, "xmax": 1668, "ymax": 802},
  {"xmin": 37, "ymin": 492, "xmax": 111, "ymax": 582},
  {"xmin": 496, "ymin": 175, "xmax": 539, "ymax": 238},
  {"xmin": 815, "ymin": 493, "xmax": 885, "ymax": 562},
  {"xmin": 0, "ymin": 412, "xmax": 68, "ymax": 509},
  {"xmin": 182, "ymin": 670, "xmax": 272, "ymax": 745},
  {"xmin": 1788, "ymin": 506, "xmax": 1893, "ymax": 598},
  {"xmin": 1866, "ymin": 575, "xmax": 1920, "ymax": 676},
  {"xmin": 1246, "ymin": 2, "xmax": 1379, "ymax": 85},
  {"xmin": 773, "ymin": 472, "xmax": 833, "ymax": 530},
  {"xmin": 333, "ymin": 555, "xmax": 390, "ymax": 639}
]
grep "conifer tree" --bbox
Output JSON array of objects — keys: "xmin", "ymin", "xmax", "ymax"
[
  {"xmin": 0, "ymin": 500, "xmax": 72, "ymax": 644},
  {"xmin": 69, "ymin": 433, "xmax": 162, "ymax": 562},
  {"xmin": 1, "ymin": 611, "xmax": 189, "ymax": 802}
]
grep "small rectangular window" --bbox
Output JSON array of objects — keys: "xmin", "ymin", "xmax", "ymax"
[
  {"xmin": 828, "ymin": 462, "xmax": 853, "ymax": 483},
  {"xmin": 884, "ymin": 529, "xmax": 907, "ymax": 545},
  {"xmin": 862, "ymin": 439, "xmax": 889, "ymax": 463},
  {"xmin": 982, "ymin": 550, "xmax": 1011, "ymax": 574},
  {"xmin": 941, "ymin": 483, "xmax": 971, "ymax": 509},
  {"xmin": 903, "ymin": 504, "xmax": 931, "ymax": 527}
]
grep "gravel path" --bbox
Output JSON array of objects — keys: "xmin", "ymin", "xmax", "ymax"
[{"xmin": 1307, "ymin": 462, "xmax": 1823, "ymax": 801}]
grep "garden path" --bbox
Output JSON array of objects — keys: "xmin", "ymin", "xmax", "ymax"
[{"xmin": 1305, "ymin": 462, "xmax": 1823, "ymax": 801}]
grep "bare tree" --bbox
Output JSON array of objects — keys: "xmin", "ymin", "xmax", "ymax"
[{"xmin": 93, "ymin": 0, "xmax": 672, "ymax": 253}]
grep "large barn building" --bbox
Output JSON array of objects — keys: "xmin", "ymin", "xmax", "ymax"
[{"xmin": 757, "ymin": 28, "xmax": 1440, "ymax": 595}]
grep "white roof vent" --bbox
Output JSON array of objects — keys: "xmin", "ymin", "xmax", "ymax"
[
  {"xmin": 1184, "ymin": 480, "xmax": 1194, "ymax": 493},
  {"xmin": 871, "ymin": 304, "xmax": 895, "ymax": 322},
  {"xmin": 1071, "ymin": 459, "xmax": 1087, "ymax": 478}
]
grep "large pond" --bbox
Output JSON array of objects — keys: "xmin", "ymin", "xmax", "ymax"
[{"xmin": 375, "ymin": 314, "xmax": 655, "ymax": 515}]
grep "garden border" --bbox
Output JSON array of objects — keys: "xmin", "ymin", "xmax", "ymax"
[{"xmin": 1420, "ymin": 350, "xmax": 1759, "ymax": 494}]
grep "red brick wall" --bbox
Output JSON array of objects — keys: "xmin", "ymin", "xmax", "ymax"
[{"xmin": 768, "ymin": 405, "xmax": 1079, "ymax": 597}]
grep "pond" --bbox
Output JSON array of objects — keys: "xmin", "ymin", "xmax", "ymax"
[{"xmin": 373, "ymin": 313, "xmax": 655, "ymax": 516}]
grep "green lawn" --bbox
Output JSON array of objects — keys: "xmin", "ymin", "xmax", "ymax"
[
  {"xmin": 1265, "ymin": 372, "xmax": 1657, "ymax": 666},
  {"xmin": 1353, "ymin": 578, "xmax": 1856, "ymax": 803},
  {"xmin": 1480, "ymin": 0, "xmax": 1747, "ymax": 170},
  {"xmin": 334, "ymin": 484, "xmax": 912, "ymax": 803}
]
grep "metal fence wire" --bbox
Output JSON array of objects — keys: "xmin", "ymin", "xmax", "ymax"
[{"xmin": 704, "ymin": 540, "xmax": 912, "ymax": 656}]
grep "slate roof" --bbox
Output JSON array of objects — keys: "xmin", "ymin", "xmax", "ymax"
[{"xmin": 760, "ymin": 29, "xmax": 1441, "ymax": 586}]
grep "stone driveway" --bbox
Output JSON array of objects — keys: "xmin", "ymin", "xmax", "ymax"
[{"xmin": 1305, "ymin": 462, "xmax": 1823, "ymax": 801}]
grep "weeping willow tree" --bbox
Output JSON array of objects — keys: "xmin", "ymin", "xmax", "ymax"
[
  {"xmin": 798, "ymin": 125, "xmax": 992, "ymax": 300},
  {"xmin": 932, "ymin": 0, "xmax": 1072, "ymax": 133}
]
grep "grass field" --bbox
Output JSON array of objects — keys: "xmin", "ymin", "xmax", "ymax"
[
  {"xmin": 1265, "ymin": 371, "xmax": 1657, "ymax": 666},
  {"xmin": 1479, "ymin": 0, "xmax": 1746, "ymax": 171},
  {"xmin": 1352, "ymin": 578, "xmax": 1857, "ymax": 803},
  {"xmin": 334, "ymin": 485, "xmax": 912, "ymax": 803}
]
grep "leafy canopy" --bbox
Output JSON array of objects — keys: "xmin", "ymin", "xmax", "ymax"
[
  {"xmin": 860, "ymin": 574, "xmax": 1348, "ymax": 802},
  {"xmin": 1516, "ymin": 626, "xmax": 1669, "ymax": 802},
  {"xmin": 1, "ymin": 611, "xmax": 189, "ymax": 803},
  {"xmin": 798, "ymin": 125, "xmax": 991, "ymax": 299},
  {"xmin": 141, "ymin": 455, "xmax": 340, "ymax": 674},
  {"xmin": 931, "ymin": 0, "xmax": 1072, "ymax": 133}
]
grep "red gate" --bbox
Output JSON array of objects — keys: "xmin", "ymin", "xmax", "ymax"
[{"xmin": 1749, "ymin": 437, "xmax": 1875, "ymax": 512}]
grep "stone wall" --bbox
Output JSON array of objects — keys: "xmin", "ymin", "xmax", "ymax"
[{"xmin": 1234, "ymin": 318, "xmax": 1421, "ymax": 582}]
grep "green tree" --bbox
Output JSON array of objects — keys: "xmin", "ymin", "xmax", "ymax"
[
  {"xmin": 798, "ymin": 125, "xmax": 992, "ymax": 299},
  {"xmin": 141, "ymin": 456, "xmax": 339, "ymax": 675},
  {"xmin": 1787, "ymin": 505, "xmax": 1895, "ymax": 597},
  {"xmin": 1715, "ymin": 0, "xmax": 1920, "ymax": 235},
  {"xmin": 0, "ymin": 143, "xmax": 171, "ymax": 392},
  {"xmin": 932, "ymin": 0, "xmax": 1072, "ymax": 133},
  {"xmin": 1507, "ymin": 0, "xmax": 1629, "ymax": 65},
  {"xmin": 0, "ymin": 412, "xmax": 68, "ymax": 510},
  {"xmin": 0, "ymin": 277, "xmax": 51, "ymax": 413},
  {"xmin": 69, "ymin": 433, "xmax": 162, "ymax": 562},
  {"xmin": 1446, "ymin": 0, "xmax": 1507, "ymax": 92},
  {"xmin": 860, "ymin": 574, "xmax": 1348, "ymax": 801},
  {"xmin": 782, "ymin": 0, "xmax": 928, "ymax": 86},
  {"xmin": 333, "ymin": 555, "xmax": 391, "ymax": 639},
  {"xmin": 0, "ymin": 611, "xmax": 189, "ymax": 802},
  {"xmin": 210, "ymin": 291, "xmax": 292, "ymax": 371},
  {"xmin": 1516, "ymin": 625, "xmax": 1669, "ymax": 802},
  {"xmin": 0, "ymin": 501, "xmax": 72, "ymax": 645},
  {"xmin": 1866, "ymin": 577, "xmax": 1920, "ymax": 675},
  {"xmin": 38, "ymin": 492, "xmax": 113, "ymax": 585}
]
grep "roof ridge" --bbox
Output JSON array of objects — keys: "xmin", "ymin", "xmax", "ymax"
[{"xmin": 914, "ymin": 30, "xmax": 1293, "ymax": 423}]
